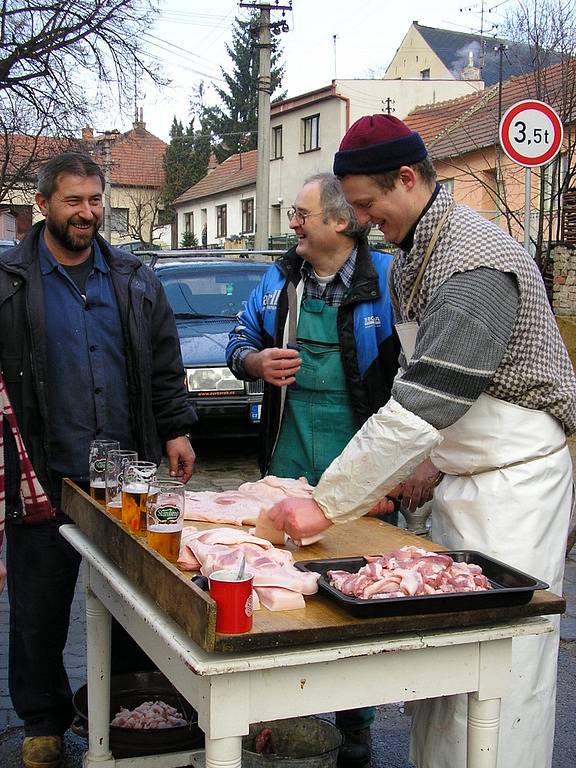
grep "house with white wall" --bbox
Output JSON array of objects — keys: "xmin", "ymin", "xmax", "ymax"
[
  {"xmin": 173, "ymin": 151, "xmax": 257, "ymax": 247},
  {"xmin": 174, "ymin": 74, "xmax": 482, "ymax": 243}
]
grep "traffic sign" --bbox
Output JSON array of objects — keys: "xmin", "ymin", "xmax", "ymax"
[{"xmin": 499, "ymin": 99, "xmax": 563, "ymax": 167}]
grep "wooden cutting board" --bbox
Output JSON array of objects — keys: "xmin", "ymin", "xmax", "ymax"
[{"xmin": 61, "ymin": 480, "xmax": 565, "ymax": 653}]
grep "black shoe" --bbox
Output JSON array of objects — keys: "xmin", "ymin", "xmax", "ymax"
[{"xmin": 337, "ymin": 727, "xmax": 371, "ymax": 768}]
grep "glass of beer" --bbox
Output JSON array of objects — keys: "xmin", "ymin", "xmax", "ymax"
[
  {"xmin": 89, "ymin": 439, "xmax": 120, "ymax": 505},
  {"xmin": 121, "ymin": 461, "xmax": 157, "ymax": 535},
  {"xmin": 146, "ymin": 480, "xmax": 185, "ymax": 563},
  {"xmin": 105, "ymin": 450, "xmax": 138, "ymax": 520}
]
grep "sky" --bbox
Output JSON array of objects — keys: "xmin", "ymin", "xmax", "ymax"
[{"xmin": 112, "ymin": 0, "xmax": 515, "ymax": 142}]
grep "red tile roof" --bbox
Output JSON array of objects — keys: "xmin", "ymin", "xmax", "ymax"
[
  {"xmin": 2, "ymin": 125, "xmax": 166, "ymax": 189},
  {"xmin": 92, "ymin": 125, "xmax": 166, "ymax": 188},
  {"xmin": 174, "ymin": 150, "xmax": 257, "ymax": 205},
  {"xmin": 405, "ymin": 59, "xmax": 575, "ymax": 160}
]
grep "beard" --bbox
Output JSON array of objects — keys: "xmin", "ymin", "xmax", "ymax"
[{"xmin": 45, "ymin": 216, "xmax": 101, "ymax": 252}]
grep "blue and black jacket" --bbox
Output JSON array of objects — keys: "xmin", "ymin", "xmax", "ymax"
[{"xmin": 227, "ymin": 240, "xmax": 400, "ymax": 475}]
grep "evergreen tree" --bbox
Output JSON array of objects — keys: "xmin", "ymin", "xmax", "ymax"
[
  {"xmin": 204, "ymin": 11, "xmax": 285, "ymax": 162},
  {"xmin": 163, "ymin": 92, "xmax": 212, "ymax": 215}
]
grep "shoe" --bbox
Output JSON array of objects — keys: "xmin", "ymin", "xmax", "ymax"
[
  {"xmin": 22, "ymin": 736, "xmax": 62, "ymax": 768},
  {"xmin": 337, "ymin": 727, "xmax": 371, "ymax": 768}
]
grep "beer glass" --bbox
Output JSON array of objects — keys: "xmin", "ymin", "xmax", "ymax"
[
  {"xmin": 121, "ymin": 461, "xmax": 157, "ymax": 535},
  {"xmin": 89, "ymin": 439, "xmax": 120, "ymax": 505},
  {"xmin": 105, "ymin": 450, "xmax": 138, "ymax": 520},
  {"xmin": 146, "ymin": 480, "xmax": 185, "ymax": 563}
]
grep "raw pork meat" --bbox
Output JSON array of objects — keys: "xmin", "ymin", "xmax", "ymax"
[
  {"xmin": 328, "ymin": 546, "xmax": 492, "ymax": 599},
  {"xmin": 184, "ymin": 476, "xmax": 314, "ymax": 526},
  {"xmin": 110, "ymin": 700, "xmax": 187, "ymax": 729},
  {"xmin": 177, "ymin": 526, "xmax": 320, "ymax": 612}
]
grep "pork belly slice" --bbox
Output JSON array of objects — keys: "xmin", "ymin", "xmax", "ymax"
[{"xmin": 254, "ymin": 586, "xmax": 306, "ymax": 611}]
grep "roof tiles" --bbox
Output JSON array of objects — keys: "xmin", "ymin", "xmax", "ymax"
[{"xmin": 174, "ymin": 150, "xmax": 257, "ymax": 204}]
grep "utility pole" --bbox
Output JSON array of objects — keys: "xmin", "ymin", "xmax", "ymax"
[
  {"xmin": 240, "ymin": 1, "xmax": 291, "ymax": 249},
  {"xmin": 97, "ymin": 130, "xmax": 119, "ymax": 241}
]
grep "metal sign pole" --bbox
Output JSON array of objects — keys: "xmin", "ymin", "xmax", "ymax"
[{"xmin": 524, "ymin": 166, "xmax": 531, "ymax": 253}]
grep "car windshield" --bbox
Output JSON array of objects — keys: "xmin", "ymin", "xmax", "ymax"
[{"xmin": 158, "ymin": 264, "xmax": 268, "ymax": 318}]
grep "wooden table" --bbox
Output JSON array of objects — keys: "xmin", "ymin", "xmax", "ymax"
[{"xmin": 61, "ymin": 481, "xmax": 565, "ymax": 768}]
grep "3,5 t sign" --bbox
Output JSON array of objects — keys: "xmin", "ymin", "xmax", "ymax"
[{"xmin": 499, "ymin": 100, "xmax": 563, "ymax": 167}]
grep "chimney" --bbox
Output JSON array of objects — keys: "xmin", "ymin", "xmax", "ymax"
[
  {"xmin": 82, "ymin": 126, "xmax": 94, "ymax": 140},
  {"xmin": 460, "ymin": 51, "xmax": 481, "ymax": 80},
  {"xmin": 133, "ymin": 108, "xmax": 146, "ymax": 130},
  {"xmin": 206, "ymin": 151, "xmax": 219, "ymax": 174}
]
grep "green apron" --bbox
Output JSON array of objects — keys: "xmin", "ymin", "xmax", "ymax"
[{"xmin": 269, "ymin": 298, "xmax": 357, "ymax": 485}]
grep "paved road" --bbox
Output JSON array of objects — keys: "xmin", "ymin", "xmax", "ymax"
[{"xmin": 1, "ymin": 440, "xmax": 575, "ymax": 767}]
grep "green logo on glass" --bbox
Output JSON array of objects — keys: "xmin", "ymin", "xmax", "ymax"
[
  {"xmin": 156, "ymin": 506, "xmax": 180, "ymax": 523},
  {"xmin": 94, "ymin": 458, "xmax": 107, "ymax": 473}
]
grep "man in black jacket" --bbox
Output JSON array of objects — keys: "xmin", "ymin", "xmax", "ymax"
[{"xmin": 0, "ymin": 152, "xmax": 196, "ymax": 768}]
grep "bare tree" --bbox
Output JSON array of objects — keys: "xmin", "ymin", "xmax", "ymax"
[
  {"xmin": 121, "ymin": 186, "xmax": 165, "ymax": 246},
  {"xmin": 0, "ymin": 1, "xmax": 164, "ymax": 204}
]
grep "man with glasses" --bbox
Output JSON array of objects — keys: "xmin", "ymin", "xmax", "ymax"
[{"xmin": 227, "ymin": 172, "xmax": 438, "ymax": 767}]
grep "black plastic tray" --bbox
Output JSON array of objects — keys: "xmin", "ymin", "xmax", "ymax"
[{"xmin": 295, "ymin": 551, "xmax": 549, "ymax": 617}]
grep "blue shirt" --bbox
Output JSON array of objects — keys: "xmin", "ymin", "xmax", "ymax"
[{"xmin": 40, "ymin": 236, "xmax": 133, "ymax": 480}]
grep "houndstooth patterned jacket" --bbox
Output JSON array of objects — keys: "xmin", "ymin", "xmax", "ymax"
[{"xmin": 391, "ymin": 185, "xmax": 576, "ymax": 435}]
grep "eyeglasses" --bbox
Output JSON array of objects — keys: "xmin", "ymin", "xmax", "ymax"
[{"xmin": 286, "ymin": 207, "xmax": 324, "ymax": 225}]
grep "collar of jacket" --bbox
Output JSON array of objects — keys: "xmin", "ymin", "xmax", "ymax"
[
  {"xmin": 275, "ymin": 239, "xmax": 381, "ymax": 304},
  {"xmin": 0, "ymin": 221, "xmax": 144, "ymax": 279}
]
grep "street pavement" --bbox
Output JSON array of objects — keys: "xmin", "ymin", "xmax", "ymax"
[{"xmin": 1, "ymin": 441, "xmax": 575, "ymax": 767}]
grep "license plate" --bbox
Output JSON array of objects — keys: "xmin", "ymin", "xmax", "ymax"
[{"xmin": 250, "ymin": 403, "xmax": 262, "ymax": 423}]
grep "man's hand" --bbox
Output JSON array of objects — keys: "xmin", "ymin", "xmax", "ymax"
[
  {"xmin": 366, "ymin": 492, "xmax": 400, "ymax": 517},
  {"xmin": 0, "ymin": 557, "xmax": 6, "ymax": 594},
  {"xmin": 399, "ymin": 458, "xmax": 442, "ymax": 513},
  {"xmin": 165, "ymin": 436, "xmax": 195, "ymax": 483},
  {"xmin": 244, "ymin": 347, "xmax": 301, "ymax": 387},
  {"xmin": 267, "ymin": 497, "xmax": 333, "ymax": 540}
]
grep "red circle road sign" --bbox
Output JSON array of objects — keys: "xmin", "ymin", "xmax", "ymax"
[{"xmin": 499, "ymin": 100, "xmax": 563, "ymax": 167}]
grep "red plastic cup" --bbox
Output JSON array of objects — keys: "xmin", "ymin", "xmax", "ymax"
[{"xmin": 209, "ymin": 569, "xmax": 254, "ymax": 634}]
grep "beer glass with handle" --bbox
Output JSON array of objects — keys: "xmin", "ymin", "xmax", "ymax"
[
  {"xmin": 146, "ymin": 480, "xmax": 186, "ymax": 563},
  {"xmin": 121, "ymin": 461, "xmax": 157, "ymax": 535},
  {"xmin": 89, "ymin": 439, "xmax": 120, "ymax": 505},
  {"xmin": 105, "ymin": 450, "xmax": 138, "ymax": 520}
]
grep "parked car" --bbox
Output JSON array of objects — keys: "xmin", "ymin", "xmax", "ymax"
[{"xmin": 150, "ymin": 254, "xmax": 278, "ymax": 438}]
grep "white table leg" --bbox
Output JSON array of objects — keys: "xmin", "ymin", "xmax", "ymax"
[
  {"xmin": 84, "ymin": 566, "xmax": 113, "ymax": 764},
  {"xmin": 204, "ymin": 736, "xmax": 242, "ymax": 768},
  {"xmin": 467, "ymin": 693, "xmax": 501, "ymax": 768}
]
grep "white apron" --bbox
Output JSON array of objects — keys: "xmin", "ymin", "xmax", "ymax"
[{"xmin": 409, "ymin": 393, "xmax": 572, "ymax": 768}]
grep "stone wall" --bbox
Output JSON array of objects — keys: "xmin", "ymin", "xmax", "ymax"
[{"xmin": 553, "ymin": 244, "xmax": 576, "ymax": 316}]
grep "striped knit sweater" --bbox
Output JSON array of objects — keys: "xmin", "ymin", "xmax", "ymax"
[{"xmin": 391, "ymin": 185, "xmax": 576, "ymax": 435}]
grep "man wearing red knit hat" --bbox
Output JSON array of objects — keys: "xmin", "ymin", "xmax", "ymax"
[{"xmin": 268, "ymin": 114, "xmax": 576, "ymax": 768}]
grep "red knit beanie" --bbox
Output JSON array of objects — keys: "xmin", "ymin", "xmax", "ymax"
[{"xmin": 333, "ymin": 114, "xmax": 427, "ymax": 176}]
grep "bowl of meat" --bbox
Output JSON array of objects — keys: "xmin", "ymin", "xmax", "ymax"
[{"xmin": 72, "ymin": 670, "xmax": 204, "ymax": 757}]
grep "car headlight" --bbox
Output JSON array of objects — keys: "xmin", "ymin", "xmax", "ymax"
[{"xmin": 186, "ymin": 367, "xmax": 245, "ymax": 393}]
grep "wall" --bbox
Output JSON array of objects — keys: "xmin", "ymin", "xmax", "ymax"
[
  {"xmin": 176, "ymin": 185, "xmax": 256, "ymax": 248},
  {"xmin": 385, "ymin": 25, "xmax": 450, "ymax": 80},
  {"xmin": 553, "ymin": 245, "xmax": 576, "ymax": 316}
]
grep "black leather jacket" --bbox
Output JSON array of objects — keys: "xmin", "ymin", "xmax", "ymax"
[{"xmin": 0, "ymin": 222, "xmax": 196, "ymax": 505}]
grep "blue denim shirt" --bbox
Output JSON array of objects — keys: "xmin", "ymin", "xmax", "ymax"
[{"xmin": 40, "ymin": 236, "xmax": 133, "ymax": 480}]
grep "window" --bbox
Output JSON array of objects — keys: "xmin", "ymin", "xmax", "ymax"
[
  {"xmin": 111, "ymin": 207, "xmax": 129, "ymax": 232},
  {"xmin": 241, "ymin": 198, "xmax": 254, "ymax": 234},
  {"xmin": 301, "ymin": 114, "xmax": 320, "ymax": 152},
  {"xmin": 216, "ymin": 205, "xmax": 227, "ymax": 238},
  {"xmin": 420, "ymin": 68, "xmax": 430, "ymax": 80},
  {"xmin": 272, "ymin": 126, "xmax": 283, "ymax": 159},
  {"xmin": 184, "ymin": 212, "xmax": 194, "ymax": 234}
]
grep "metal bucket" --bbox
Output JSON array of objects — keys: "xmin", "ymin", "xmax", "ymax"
[{"xmin": 242, "ymin": 717, "xmax": 341, "ymax": 768}]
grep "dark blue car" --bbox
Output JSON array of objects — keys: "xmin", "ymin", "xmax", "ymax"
[{"xmin": 151, "ymin": 255, "xmax": 272, "ymax": 437}]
